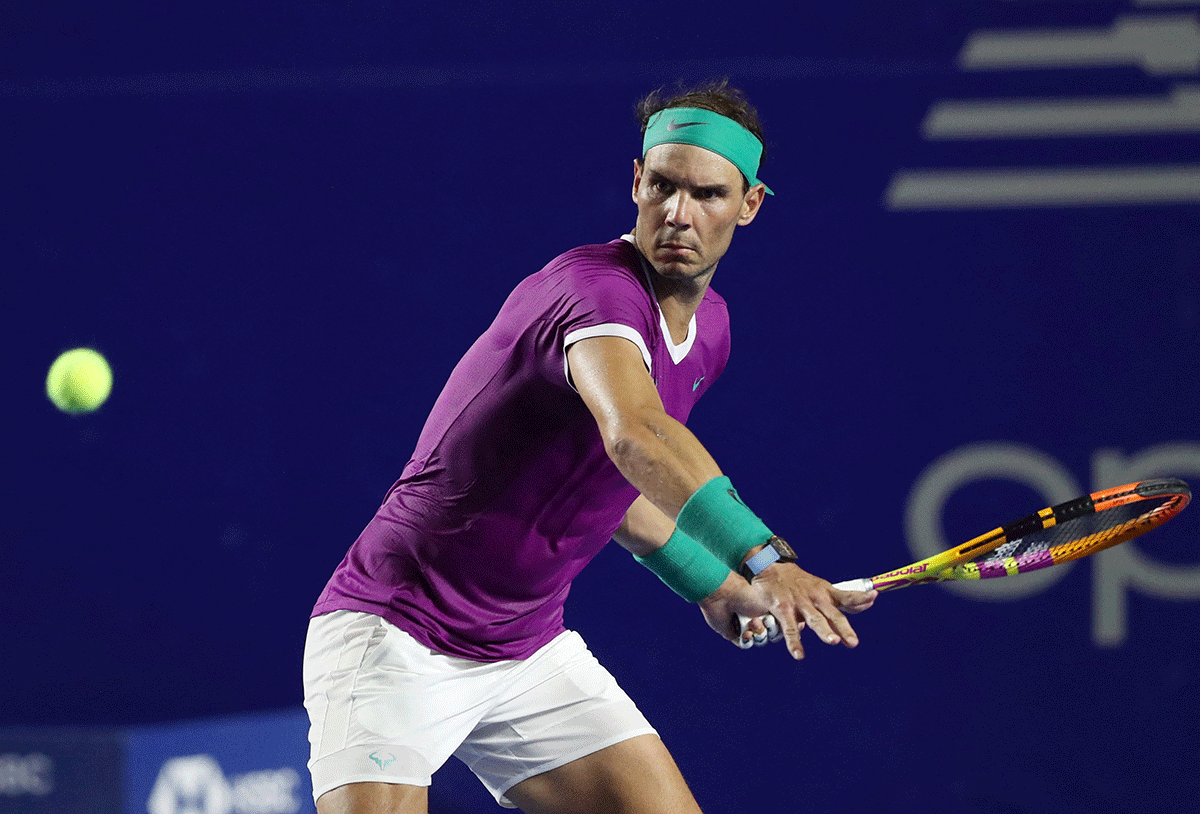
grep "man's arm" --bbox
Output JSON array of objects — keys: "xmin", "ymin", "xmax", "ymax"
[
  {"xmin": 569, "ymin": 335, "xmax": 875, "ymax": 659},
  {"xmin": 569, "ymin": 336, "xmax": 720, "ymax": 518},
  {"xmin": 616, "ymin": 494, "xmax": 776, "ymax": 645},
  {"xmin": 612, "ymin": 494, "xmax": 679, "ymax": 557}
]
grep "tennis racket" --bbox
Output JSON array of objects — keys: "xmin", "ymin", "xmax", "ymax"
[{"xmin": 736, "ymin": 477, "xmax": 1190, "ymax": 647}]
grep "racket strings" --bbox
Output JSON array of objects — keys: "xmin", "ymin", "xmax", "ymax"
[
  {"xmin": 1046, "ymin": 494, "xmax": 1184, "ymax": 564},
  {"xmin": 955, "ymin": 495, "xmax": 1181, "ymax": 579}
]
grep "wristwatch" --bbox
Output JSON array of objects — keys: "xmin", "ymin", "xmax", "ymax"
[{"xmin": 739, "ymin": 536, "xmax": 797, "ymax": 581}]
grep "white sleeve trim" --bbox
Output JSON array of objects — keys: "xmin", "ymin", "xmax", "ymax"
[{"xmin": 563, "ymin": 323, "xmax": 653, "ymax": 390}]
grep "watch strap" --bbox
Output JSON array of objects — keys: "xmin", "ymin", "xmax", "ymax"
[
  {"xmin": 742, "ymin": 544, "xmax": 781, "ymax": 577},
  {"xmin": 740, "ymin": 537, "xmax": 797, "ymax": 580}
]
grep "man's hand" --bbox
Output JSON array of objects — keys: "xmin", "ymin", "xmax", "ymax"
[
  {"xmin": 704, "ymin": 564, "xmax": 877, "ymax": 659},
  {"xmin": 698, "ymin": 573, "xmax": 777, "ymax": 646},
  {"xmin": 748, "ymin": 562, "xmax": 876, "ymax": 659}
]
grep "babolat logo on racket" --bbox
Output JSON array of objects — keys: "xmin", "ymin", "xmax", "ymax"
[{"xmin": 880, "ymin": 563, "xmax": 928, "ymax": 578}]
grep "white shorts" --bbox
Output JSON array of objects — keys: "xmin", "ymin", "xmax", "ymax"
[{"xmin": 302, "ymin": 610, "xmax": 657, "ymax": 808}]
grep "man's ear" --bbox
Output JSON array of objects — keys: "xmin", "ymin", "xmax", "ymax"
[{"xmin": 738, "ymin": 184, "xmax": 766, "ymax": 226}]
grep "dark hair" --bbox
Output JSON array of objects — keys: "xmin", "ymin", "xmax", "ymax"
[{"xmin": 635, "ymin": 78, "xmax": 768, "ymax": 187}]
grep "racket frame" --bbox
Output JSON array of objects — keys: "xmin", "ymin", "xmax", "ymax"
[
  {"xmin": 851, "ymin": 477, "xmax": 1190, "ymax": 593},
  {"xmin": 736, "ymin": 478, "xmax": 1189, "ymax": 645}
]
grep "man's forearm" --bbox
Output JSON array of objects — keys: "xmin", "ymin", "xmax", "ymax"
[{"xmin": 603, "ymin": 409, "xmax": 722, "ymax": 519}]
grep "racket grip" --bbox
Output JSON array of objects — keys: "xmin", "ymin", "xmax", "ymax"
[
  {"xmin": 734, "ymin": 614, "xmax": 782, "ymax": 648},
  {"xmin": 832, "ymin": 578, "xmax": 873, "ymax": 592},
  {"xmin": 735, "ymin": 614, "xmax": 754, "ymax": 649}
]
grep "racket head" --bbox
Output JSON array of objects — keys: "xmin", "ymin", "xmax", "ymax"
[{"xmin": 869, "ymin": 478, "xmax": 1190, "ymax": 591}]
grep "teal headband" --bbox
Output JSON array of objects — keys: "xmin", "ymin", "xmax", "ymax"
[{"xmin": 642, "ymin": 106, "xmax": 774, "ymax": 195}]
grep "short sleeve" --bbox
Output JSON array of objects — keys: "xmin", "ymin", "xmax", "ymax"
[{"xmin": 526, "ymin": 243, "xmax": 658, "ymax": 389}]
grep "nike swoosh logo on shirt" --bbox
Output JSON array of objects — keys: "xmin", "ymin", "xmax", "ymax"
[{"xmin": 693, "ymin": 376, "xmax": 705, "ymax": 392}]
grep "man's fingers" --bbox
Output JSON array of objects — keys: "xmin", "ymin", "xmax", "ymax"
[
  {"xmin": 746, "ymin": 568, "xmax": 875, "ymax": 655},
  {"xmin": 734, "ymin": 614, "xmax": 774, "ymax": 648},
  {"xmin": 813, "ymin": 602, "xmax": 862, "ymax": 648},
  {"xmin": 775, "ymin": 602, "xmax": 862, "ymax": 657},
  {"xmin": 751, "ymin": 622, "xmax": 770, "ymax": 647},
  {"xmin": 801, "ymin": 607, "xmax": 842, "ymax": 647},
  {"xmin": 834, "ymin": 589, "xmax": 878, "ymax": 615},
  {"xmin": 780, "ymin": 617, "xmax": 806, "ymax": 660}
]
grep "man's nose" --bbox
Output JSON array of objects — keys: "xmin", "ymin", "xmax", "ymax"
[{"xmin": 665, "ymin": 191, "xmax": 693, "ymax": 228}]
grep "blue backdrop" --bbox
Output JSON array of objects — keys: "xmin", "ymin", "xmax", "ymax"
[{"xmin": 7, "ymin": 2, "xmax": 1200, "ymax": 812}]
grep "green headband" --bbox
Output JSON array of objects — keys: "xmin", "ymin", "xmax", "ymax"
[{"xmin": 642, "ymin": 106, "xmax": 774, "ymax": 195}]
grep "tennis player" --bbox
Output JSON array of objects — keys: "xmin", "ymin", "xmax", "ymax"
[{"xmin": 303, "ymin": 80, "xmax": 877, "ymax": 814}]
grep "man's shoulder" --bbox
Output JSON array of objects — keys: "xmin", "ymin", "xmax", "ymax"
[
  {"xmin": 498, "ymin": 238, "xmax": 651, "ymax": 326},
  {"xmin": 699, "ymin": 286, "xmax": 730, "ymax": 335},
  {"xmin": 701, "ymin": 285, "xmax": 729, "ymax": 312},
  {"xmin": 542, "ymin": 237, "xmax": 639, "ymax": 277},
  {"xmin": 519, "ymin": 238, "xmax": 647, "ymax": 300}
]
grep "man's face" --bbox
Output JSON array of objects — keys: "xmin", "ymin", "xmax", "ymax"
[{"xmin": 632, "ymin": 142, "xmax": 765, "ymax": 282}]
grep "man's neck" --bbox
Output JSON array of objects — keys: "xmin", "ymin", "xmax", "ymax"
[
  {"xmin": 648, "ymin": 265, "xmax": 715, "ymax": 345},
  {"xmin": 628, "ymin": 229, "xmax": 716, "ymax": 344}
]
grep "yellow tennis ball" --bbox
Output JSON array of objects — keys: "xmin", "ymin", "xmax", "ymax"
[{"xmin": 46, "ymin": 348, "xmax": 113, "ymax": 414}]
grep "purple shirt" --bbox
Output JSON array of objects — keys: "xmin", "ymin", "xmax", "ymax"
[{"xmin": 313, "ymin": 237, "xmax": 731, "ymax": 660}]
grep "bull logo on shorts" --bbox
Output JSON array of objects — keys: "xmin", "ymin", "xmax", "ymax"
[{"xmin": 368, "ymin": 751, "xmax": 396, "ymax": 770}]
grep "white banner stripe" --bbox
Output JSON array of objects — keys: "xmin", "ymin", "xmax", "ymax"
[
  {"xmin": 885, "ymin": 165, "xmax": 1200, "ymax": 209},
  {"xmin": 923, "ymin": 85, "xmax": 1200, "ymax": 138}
]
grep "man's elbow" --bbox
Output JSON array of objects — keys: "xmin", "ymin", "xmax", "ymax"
[
  {"xmin": 605, "ymin": 431, "xmax": 639, "ymax": 467},
  {"xmin": 602, "ymin": 420, "xmax": 661, "ymax": 470}
]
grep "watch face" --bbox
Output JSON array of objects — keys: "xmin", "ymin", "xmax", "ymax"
[{"xmin": 772, "ymin": 537, "xmax": 797, "ymax": 561}]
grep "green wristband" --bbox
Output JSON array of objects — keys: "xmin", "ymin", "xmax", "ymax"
[
  {"xmin": 634, "ymin": 528, "xmax": 731, "ymax": 603},
  {"xmin": 675, "ymin": 476, "xmax": 774, "ymax": 570}
]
